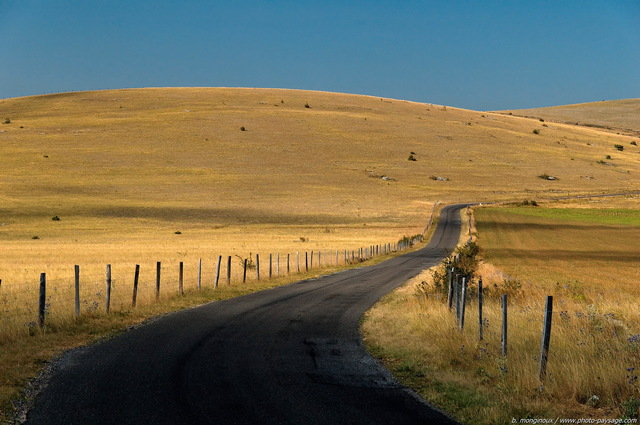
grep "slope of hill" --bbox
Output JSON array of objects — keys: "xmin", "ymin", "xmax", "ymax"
[
  {"xmin": 0, "ymin": 88, "xmax": 638, "ymax": 282},
  {"xmin": 499, "ymin": 98, "xmax": 640, "ymax": 136}
]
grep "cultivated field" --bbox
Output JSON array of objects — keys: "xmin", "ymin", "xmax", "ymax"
[
  {"xmin": 1, "ymin": 88, "xmax": 639, "ymax": 422},
  {"xmin": 363, "ymin": 196, "xmax": 640, "ymax": 423}
]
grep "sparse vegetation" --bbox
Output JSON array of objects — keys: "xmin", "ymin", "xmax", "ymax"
[
  {"xmin": 537, "ymin": 173, "xmax": 558, "ymax": 180},
  {"xmin": 532, "ymin": 129, "xmax": 540, "ymax": 135},
  {"xmin": 304, "ymin": 102, "xmax": 310, "ymax": 108},
  {"xmin": 3, "ymin": 118, "xmax": 10, "ymax": 124},
  {"xmin": 240, "ymin": 126, "xmax": 246, "ymax": 131},
  {"xmin": 614, "ymin": 144, "xmax": 624, "ymax": 151},
  {"xmin": 408, "ymin": 154, "xmax": 417, "ymax": 161},
  {"xmin": 51, "ymin": 216, "xmax": 61, "ymax": 221}
]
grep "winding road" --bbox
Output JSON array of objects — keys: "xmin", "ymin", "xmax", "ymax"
[{"xmin": 25, "ymin": 204, "xmax": 467, "ymax": 425}]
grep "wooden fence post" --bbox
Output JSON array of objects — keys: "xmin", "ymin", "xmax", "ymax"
[
  {"xmin": 256, "ymin": 254, "xmax": 261, "ymax": 280},
  {"xmin": 296, "ymin": 251, "xmax": 300, "ymax": 273},
  {"xmin": 446, "ymin": 268, "xmax": 454, "ymax": 310},
  {"xmin": 156, "ymin": 261, "xmax": 161, "ymax": 299},
  {"xmin": 539, "ymin": 296, "xmax": 553, "ymax": 381},
  {"xmin": 215, "ymin": 255, "xmax": 221, "ymax": 289},
  {"xmin": 305, "ymin": 252, "xmax": 309, "ymax": 272},
  {"xmin": 74, "ymin": 265, "xmax": 80, "ymax": 318},
  {"xmin": 38, "ymin": 273, "xmax": 46, "ymax": 328},
  {"xmin": 277, "ymin": 253, "xmax": 280, "ymax": 277},
  {"xmin": 226, "ymin": 256, "xmax": 231, "ymax": 285},
  {"xmin": 269, "ymin": 254, "xmax": 273, "ymax": 279},
  {"xmin": 243, "ymin": 259, "xmax": 248, "ymax": 283},
  {"xmin": 287, "ymin": 253, "xmax": 290, "ymax": 274},
  {"xmin": 179, "ymin": 262, "xmax": 184, "ymax": 295},
  {"xmin": 459, "ymin": 277, "xmax": 467, "ymax": 330},
  {"xmin": 197, "ymin": 259, "xmax": 202, "ymax": 290},
  {"xmin": 501, "ymin": 294, "xmax": 508, "ymax": 357},
  {"xmin": 132, "ymin": 264, "xmax": 140, "ymax": 307},
  {"xmin": 453, "ymin": 274, "xmax": 460, "ymax": 316},
  {"xmin": 106, "ymin": 264, "xmax": 112, "ymax": 313},
  {"xmin": 478, "ymin": 278, "xmax": 483, "ymax": 341}
]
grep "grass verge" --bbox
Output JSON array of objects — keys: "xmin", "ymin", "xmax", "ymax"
[{"xmin": 362, "ymin": 200, "xmax": 640, "ymax": 424}]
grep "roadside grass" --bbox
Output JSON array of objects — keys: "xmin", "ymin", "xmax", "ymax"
[
  {"xmin": 362, "ymin": 199, "xmax": 640, "ymax": 424},
  {"xmin": 0, "ymin": 244, "xmax": 417, "ymax": 423}
]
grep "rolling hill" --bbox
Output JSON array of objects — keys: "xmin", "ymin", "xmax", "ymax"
[
  {"xmin": 0, "ymin": 88, "xmax": 638, "ymax": 282},
  {"xmin": 500, "ymin": 98, "xmax": 640, "ymax": 136}
]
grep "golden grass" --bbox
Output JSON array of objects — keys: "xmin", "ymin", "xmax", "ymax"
[
  {"xmin": 501, "ymin": 98, "xmax": 640, "ymax": 135},
  {"xmin": 362, "ymin": 198, "xmax": 640, "ymax": 423},
  {"xmin": 1, "ymin": 88, "xmax": 639, "ymax": 421}
]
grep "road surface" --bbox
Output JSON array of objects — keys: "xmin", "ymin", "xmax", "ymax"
[{"xmin": 24, "ymin": 204, "xmax": 468, "ymax": 425}]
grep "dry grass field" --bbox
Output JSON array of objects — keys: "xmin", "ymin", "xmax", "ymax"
[
  {"xmin": 501, "ymin": 98, "xmax": 640, "ymax": 136},
  {"xmin": 1, "ymin": 87, "xmax": 639, "ymax": 422},
  {"xmin": 362, "ymin": 197, "xmax": 640, "ymax": 423}
]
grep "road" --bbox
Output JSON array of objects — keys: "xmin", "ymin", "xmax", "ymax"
[{"xmin": 24, "ymin": 204, "xmax": 467, "ymax": 425}]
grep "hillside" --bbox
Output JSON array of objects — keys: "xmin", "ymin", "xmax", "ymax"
[
  {"xmin": 500, "ymin": 98, "xmax": 640, "ymax": 136},
  {"xmin": 1, "ymin": 88, "xmax": 639, "ymax": 282}
]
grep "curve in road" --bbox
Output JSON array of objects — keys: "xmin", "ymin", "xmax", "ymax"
[{"xmin": 24, "ymin": 204, "xmax": 468, "ymax": 425}]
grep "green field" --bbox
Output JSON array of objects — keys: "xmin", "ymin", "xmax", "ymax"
[{"xmin": 363, "ymin": 200, "xmax": 640, "ymax": 424}]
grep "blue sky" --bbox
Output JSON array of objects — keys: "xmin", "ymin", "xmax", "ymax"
[{"xmin": 1, "ymin": 0, "xmax": 638, "ymax": 110}]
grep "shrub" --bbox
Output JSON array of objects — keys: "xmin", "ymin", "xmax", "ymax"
[
  {"xmin": 304, "ymin": 103, "xmax": 310, "ymax": 109},
  {"xmin": 408, "ymin": 154, "xmax": 417, "ymax": 161},
  {"xmin": 605, "ymin": 155, "xmax": 612, "ymax": 160},
  {"xmin": 299, "ymin": 236, "xmax": 308, "ymax": 242},
  {"xmin": 532, "ymin": 129, "xmax": 540, "ymax": 135},
  {"xmin": 240, "ymin": 126, "xmax": 246, "ymax": 131},
  {"xmin": 3, "ymin": 118, "xmax": 10, "ymax": 124},
  {"xmin": 32, "ymin": 236, "xmax": 40, "ymax": 240},
  {"xmin": 51, "ymin": 216, "xmax": 61, "ymax": 221},
  {"xmin": 537, "ymin": 173, "xmax": 558, "ymax": 180},
  {"xmin": 631, "ymin": 141, "xmax": 637, "ymax": 146},
  {"xmin": 614, "ymin": 144, "xmax": 624, "ymax": 151},
  {"xmin": 431, "ymin": 241, "xmax": 481, "ymax": 294},
  {"xmin": 174, "ymin": 231, "xmax": 182, "ymax": 235}
]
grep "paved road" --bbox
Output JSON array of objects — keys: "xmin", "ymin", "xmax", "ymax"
[{"xmin": 25, "ymin": 205, "xmax": 468, "ymax": 425}]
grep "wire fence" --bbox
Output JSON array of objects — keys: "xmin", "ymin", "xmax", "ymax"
[{"xmin": 1, "ymin": 238, "xmax": 425, "ymax": 340}]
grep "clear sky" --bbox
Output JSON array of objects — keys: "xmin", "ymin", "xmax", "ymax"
[{"xmin": 1, "ymin": 0, "xmax": 638, "ymax": 110}]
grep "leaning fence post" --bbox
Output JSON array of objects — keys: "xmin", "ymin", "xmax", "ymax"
[
  {"xmin": 478, "ymin": 278, "xmax": 483, "ymax": 341},
  {"xmin": 38, "ymin": 273, "xmax": 46, "ymax": 328},
  {"xmin": 539, "ymin": 296, "xmax": 553, "ymax": 381},
  {"xmin": 132, "ymin": 264, "xmax": 140, "ymax": 307},
  {"xmin": 501, "ymin": 294, "xmax": 508, "ymax": 357},
  {"xmin": 105, "ymin": 264, "xmax": 112, "ymax": 313},
  {"xmin": 215, "ymin": 255, "xmax": 221, "ymax": 288},
  {"xmin": 74, "ymin": 265, "xmax": 80, "ymax": 318}
]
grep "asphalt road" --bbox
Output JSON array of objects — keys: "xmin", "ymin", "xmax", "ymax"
[{"xmin": 24, "ymin": 204, "xmax": 468, "ymax": 425}]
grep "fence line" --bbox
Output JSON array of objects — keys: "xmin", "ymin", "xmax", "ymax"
[
  {"xmin": 1, "ymin": 235, "xmax": 426, "ymax": 336},
  {"xmin": 446, "ymin": 263, "xmax": 555, "ymax": 382}
]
